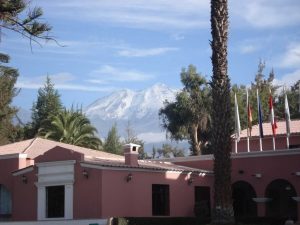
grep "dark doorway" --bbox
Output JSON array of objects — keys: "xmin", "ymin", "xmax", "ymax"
[
  {"xmin": 265, "ymin": 179, "xmax": 297, "ymax": 221},
  {"xmin": 152, "ymin": 184, "xmax": 169, "ymax": 216},
  {"xmin": 0, "ymin": 184, "xmax": 12, "ymax": 220},
  {"xmin": 46, "ymin": 185, "xmax": 65, "ymax": 218},
  {"xmin": 194, "ymin": 186, "xmax": 211, "ymax": 219},
  {"xmin": 232, "ymin": 181, "xmax": 257, "ymax": 219}
]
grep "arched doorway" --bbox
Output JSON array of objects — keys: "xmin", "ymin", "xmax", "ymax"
[
  {"xmin": 0, "ymin": 184, "xmax": 12, "ymax": 220},
  {"xmin": 232, "ymin": 181, "xmax": 257, "ymax": 219},
  {"xmin": 265, "ymin": 179, "xmax": 298, "ymax": 221}
]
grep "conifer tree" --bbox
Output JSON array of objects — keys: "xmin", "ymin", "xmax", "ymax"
[
  {"xmin": 0, "ymin": 55, "xmax": 19, "ymax": 144},
  {"xmin": 0, "ymin": 0, "xmax": 52, "ymax": 44},
  {"xmin": 27, "ymin": 76, "xmax": 62, "ymax": 138},
  {"xmin": 104, "ymin": 124, "xmax": 122, "ymax": 155}
]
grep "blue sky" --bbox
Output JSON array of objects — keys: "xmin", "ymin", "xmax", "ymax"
[{"xmin": 2, "ymin": 0, "xmax": 300, "ymax": 111}]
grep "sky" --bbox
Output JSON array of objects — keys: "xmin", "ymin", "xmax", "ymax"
[{"xmin": 2, "ymin": 0, "xmax": 300, "ymax": 111}]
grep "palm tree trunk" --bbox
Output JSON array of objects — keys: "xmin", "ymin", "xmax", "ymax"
[{"xmin": 210, "ymin": 0, "xmax": 234, "ymax": 224}]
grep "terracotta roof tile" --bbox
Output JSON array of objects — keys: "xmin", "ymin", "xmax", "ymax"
[
  {"xmin": 0, "ymin": 137, "xmax": 123, "ymax": 160},
  {"xmin": 0, "ymin": 138, "xmax": 213, "ymax": 173},
  {"xmin": 240, "ymin": 120, "xmax": 300, "ymax": 138},
  {"xmin": 83, "ymin": 157, "xmax": 212, "ymax": 173}
]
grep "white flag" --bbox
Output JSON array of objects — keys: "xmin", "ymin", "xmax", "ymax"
[
  {"xmin": 285, "ymin": 93, "xmax": 291, "ymax": 137},
  {"xmin": 234, "ymin": 93, "xmax": 241, "ymax": 142}
]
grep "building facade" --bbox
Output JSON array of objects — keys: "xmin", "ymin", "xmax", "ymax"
[{"xmin": 0, "ymin": 120, "xmax": 299, "ymax": 223}]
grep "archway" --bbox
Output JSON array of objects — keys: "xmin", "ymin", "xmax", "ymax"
[
  {"xmin": 232, "ymin": 181, "xmax": 257, "ymax": 219},
  {"xmin": 0, "ymin": 184, "xmax": 12, "ymax": 220},
  {"xmin": 265, "ymin": 179, "xmax": 297, "ymax": 221}
]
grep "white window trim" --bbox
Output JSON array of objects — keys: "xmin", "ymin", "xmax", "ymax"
[{"xmin": 35, "ymin": 160, "xmax": 75, "ymax": 221}]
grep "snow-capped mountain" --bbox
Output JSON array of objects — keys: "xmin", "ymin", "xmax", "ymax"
[{"xmin": 85, "ymin": 83, "xmax": 177, "ymax": 143}]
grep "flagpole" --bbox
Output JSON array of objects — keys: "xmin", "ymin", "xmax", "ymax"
[
  {"xmin": 246, "ymin": 89, "xmax": 250, "ymax": 152},
  {"xmin": 234, "ymin": 93, "xmax": 241, "ymax": 153},
  {"xmin": 257, "ymin": 89, "xmax": 263, "ymax": 151},
  {"xmin": 269, "ymin": 89, "xmax": 276, "ymax": 151},
  {"xmin": 284, "ymin": 87, "xmax": 291, "ymax": 149}
]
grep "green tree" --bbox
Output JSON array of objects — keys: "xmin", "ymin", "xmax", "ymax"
[
  {"xmin": 276, "ymin": 80, "xmax": 300, "ymax": 120},
  {"xmin": 159, "ymin": 65, "xmax": 211, "ymax": 156},
  {"xmin": 0, "ymin": 0, "xmax": 52, "ymax": 44},
  {"xmin": 156, "ymin": 144, "xmax": 185, "ymax": 158},
  {"xmin": 27, "ymin": 76, "xmax": 62, "ymax": 138},
  {"xmin": 210, "ymin": 0, "xmax": 234, "ymax": 223},
  {"xmin": 0, "ymin": 54, "xmax": 19, "ymax": 144},
  {"xmin": 104, "ymin": 123, "xmax": 122, "ymax": 155},
  {"xmin": 39, "ymin": 108, "xmax": 102, "ymax": 150}
]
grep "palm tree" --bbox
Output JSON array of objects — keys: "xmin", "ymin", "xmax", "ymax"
[
  {"xmin": 39, "ymin": 109, "xmax": 102, "ymax": 150},
  {"xmin": 210, "ymin": 0, "xmax": 234, "ymax": 224}
]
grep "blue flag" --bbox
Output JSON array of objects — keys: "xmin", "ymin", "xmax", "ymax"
[{"xmin": 257, "ymin": 93, "xmax": 264, "ymax": 138}]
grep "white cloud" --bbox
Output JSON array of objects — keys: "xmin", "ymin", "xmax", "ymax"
[
  {"xmin": 16, "ymin": 72, "xmax": 116, "ymax": 92},
  {"xmin": 171, "ymin": 33, "xmax": 185, "ymax": 41},
  {"xmin": 38, "ymin": 0, "xmax": 210, "ymax": 30},
  {"xmin": 273, "ymin": 69, "xmax": 300, "ymax": 87},
  {"xmin": 137, "ymin": 132, "xmax": 167, "ymax": 143},
  {"xmin": 232, "ymin": 0, "xmax": 300, "ymax": 28},
  {"xmin": 239, "ymin": 44, "xmax": 260, "ymax": 54},
  {"xmin": 279, "ymin": 43, "xmax": 300, "ymax": 69},
  {"xmin": 87, "ymin": 65, "xmax": 154, "ymax": 83},
  {"xmin": 117, "ymin": 47, "xmax": 178, "ymax": 57}
]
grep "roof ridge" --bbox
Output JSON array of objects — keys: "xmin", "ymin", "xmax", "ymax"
[{"xmin": 22, "ymin": 137, "xmax": 39, "ymax": 154}]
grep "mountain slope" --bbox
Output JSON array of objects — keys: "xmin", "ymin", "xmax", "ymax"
[{"xmin": 85, "ymin": 83, "xmax": 177, "ymax": 142}]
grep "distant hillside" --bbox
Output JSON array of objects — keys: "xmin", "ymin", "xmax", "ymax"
[{"xmin": 85, "ymin": 83, "xmax": 177, "ymax": 144}]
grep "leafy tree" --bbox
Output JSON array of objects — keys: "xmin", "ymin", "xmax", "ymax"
[
  {"xmin": 0, "ymin": 0, "xmax": 53, "ymax": 44},
  {"xmin": 27, "ymin": 76, "xmax": 62, "ymax": 138},
  {"xmin": 276, "ymin": 80, "xmax": 300, "ymax": 120},
  {"xmin": 104, "ymin": 123, "xmax": 122, "ymax": 155},
  {"xmin": 159, "ymin": 65, "xmax": 211, "ymax": 156},
  {"xmin": 156, "ymin": 144, "xmax": 185, "ymax": 158},
  {"xmin": 0, "ymin": 54, "xmax": 19, "ymax": 144},
  {"xmin": 124, "ymin": 121, "xmax": 147, "ymax": 159},
  {"xmin": 210, "ymin": 0, "xmax": 234, "ymax": 223},
  {"xmin": 39, "ymin": 108, "xmax": 102, "ymax": 150}
]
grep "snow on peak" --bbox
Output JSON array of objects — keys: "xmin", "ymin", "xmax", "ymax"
[{"xmin": 85, "ymin": 83, "xmax": 176, "ymax": 120}]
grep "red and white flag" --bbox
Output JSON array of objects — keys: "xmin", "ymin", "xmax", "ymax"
[{"xmin": 268, "ymin": 90, "xmax": 277, "ymax": 136}]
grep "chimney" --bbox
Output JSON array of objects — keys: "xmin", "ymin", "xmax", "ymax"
[{"xmin": 124, "ymin": 143, "xmax": 140, "ymax": 167}]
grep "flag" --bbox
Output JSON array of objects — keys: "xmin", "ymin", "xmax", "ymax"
[
  {"xmin": 246, "ymin": 89, "xmax": 253, "ymax": 136},
  {"xmin": 268, "ymin": 90, "xmax": 277, "ymax": 136},
  {"xmin": 285, "ymin": 92, "xmax": 291, "ymax": 137},
  {"xmin": 234, "ymin": 93, "xmax": 241, "ymax": 142},
  {"xmin": 257, "ymin": 89, "xmax": 264, "ymax": 138},
  {"xmin": 298, "ymin": 84, "xmax": 300, "ymax": 113}
]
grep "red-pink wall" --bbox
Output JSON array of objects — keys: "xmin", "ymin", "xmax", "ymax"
[
  {"xmin": 100, "ymin": 169, "xmax": 213, "ymax": 218},
  {"xmin": 12, "ymin": 168, "xmax": 37, "ymax": 221},
  {"xmin": 73, "ymin": 164, "xmax": 102, "ymax": 219},
  {"xmin": 175, "ymin": 152, "xmax": 300, "ymax": 217}
]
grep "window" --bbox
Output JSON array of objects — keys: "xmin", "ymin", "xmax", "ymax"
[
  {"xmin": 152, "ymin": 184, "xmax": 169, "ymax": 216},
  {"xmin": 194, "ymin": 186, "xmax": 211, "ymax": 218},
  {"xmin": 0, "ymin": 184, "xmax": 12, "ymax": 219},
  {"xmin": 46, "ymin": 186, "xmax": 65, "ymax": 218}
]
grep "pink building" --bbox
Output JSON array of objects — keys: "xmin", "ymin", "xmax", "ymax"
[
  {"xmin": 0, "ymin": 120, "xmax": 299, "ymax": 223},
  {"xmin": 0, "ymin": 138, "xmax": 212, "ymax": 223},
  {"xmin": 168, "ymin": 120, "xmax": 300, "ymax": 222}
]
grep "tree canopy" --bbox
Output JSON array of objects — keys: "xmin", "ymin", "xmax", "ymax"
[
  {"xmin": 0, "ymin": 54, "xmax": 19, "ymax": 144},
  {"xmin": 39, "ymin": 108, "xmax": 102, "ymax": 150},
  {"xmin": 159, "ymin": 65, "xmax": 211, "ymax": 156},
  {"xmin": 26, "ymin": 76, "xmax": 63, "ymax": 138},
  {"xmin": 104, "ymin": 123, "xmax": 123, "ymax": 155},
  {"xmin": 0, "ymin": 0, "xmax": 53, "ymax": 45}
]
